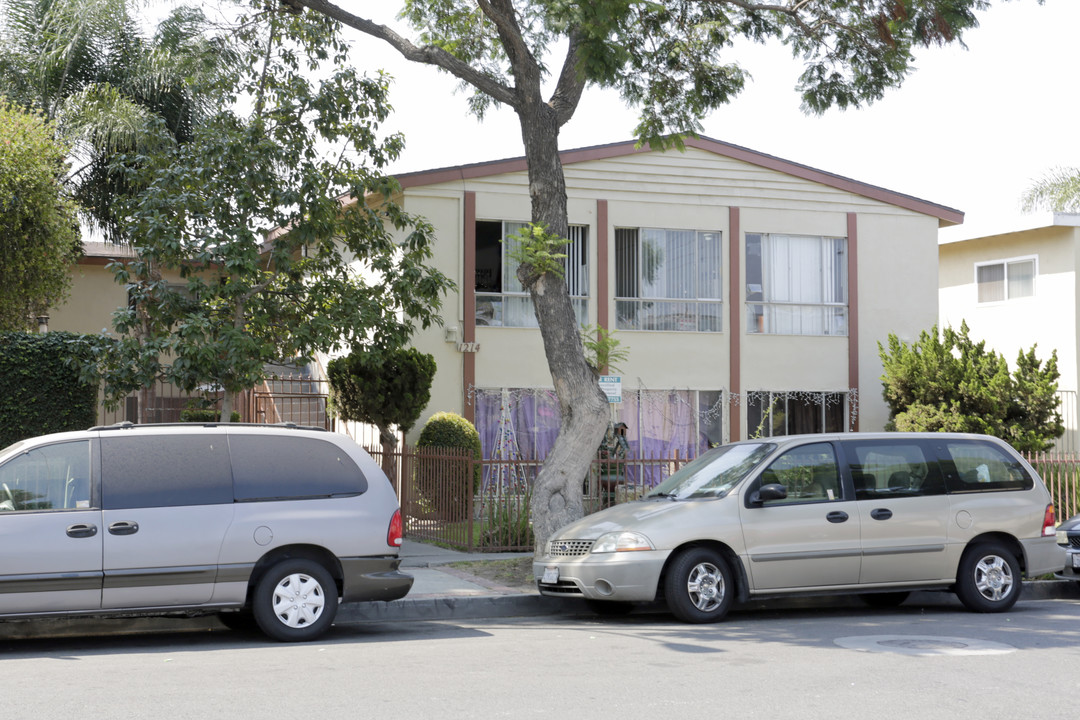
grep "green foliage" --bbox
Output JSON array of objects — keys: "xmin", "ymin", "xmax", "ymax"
[
  {"xmin": 504, "ymin": 223, "xmax": 568, "ymax": 280},
  {"xmin": 327, "ymin": 346, "xmax": 437, "ymax": 444},
  {"xmin": 879, "ymin": 323, "xmax": 1064, "ymax": 452},
  {"xmin": 417, "ymin": 411, "xmax": 483, "ymax": 519},
  {"xmin": 1022, "ymin": 166, "xmax": 1080, "ymax": 213},
  {"xmin": 418, "ymin": 411, "xmax": 483, "ymax": 455},
  {"xmin": 0, "ymin": 0, "xmax": 232, "ymax": 241},
  {"xmin": 0, "ymin": 101, "xmax": 80, "ymax": 331},
  {"xmin": 478, "ymin": 494, "xmax": 534, "ymax": 550},
  {"xmin": 581, "ymin": 324, "xmax": 628, "ymax": 374},
  {"xmin": 0, "ymin": 332, "xmax": 99, "ymax": 448},
  {"xmin": 82, "ymin": 5, "xmax": 452, "ymax": 413},
  {"xmin": 393, "ymin": 0, "xmax": 989, "ymax": 145}
]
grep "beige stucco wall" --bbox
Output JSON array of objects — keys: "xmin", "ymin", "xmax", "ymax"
[{"xmin": 398, "ymin": 145, "xmax": 943, "ymax": 441}]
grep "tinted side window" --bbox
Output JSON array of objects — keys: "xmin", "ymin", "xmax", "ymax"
[
  {"xmin": 230, "ymin": 435, "xmax": 367, "ymax": 501},
  {"xmin": 842, "ymin": 440, "xmax": 944, "ymax": 500},
  {"xmin": 753, "ymin": 442, "xmax": 842, "ymax": 506},
  {"xmin": 101, "ymin": 435, "xmax": 233, "ymax": 509},
  {"xmin": 939, "ymin": 440, "xmax": 1034, "ymax": 493},
  {"xmin": 0, "ymin": 440, "xmax": 91, "ymax": 511}
]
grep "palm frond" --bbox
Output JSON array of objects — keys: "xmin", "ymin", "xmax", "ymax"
[{"xmin": 1022, "ymin": 167, "xmax": 1080, "ymax": 213}]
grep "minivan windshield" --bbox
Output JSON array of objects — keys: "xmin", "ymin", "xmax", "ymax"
[{"xmin": 646, "ymin": 442, "xmax": 775, "ymax": 499}]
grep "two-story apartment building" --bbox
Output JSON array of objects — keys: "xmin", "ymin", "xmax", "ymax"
[{"xmin": 386, "ymin": 136, "xmax": 962, "ymax": 460}]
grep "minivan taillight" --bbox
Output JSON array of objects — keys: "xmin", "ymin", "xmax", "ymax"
[
  {"xmin": 1043, "ymin": 504, "xmax": 1056, "ymax": 537},
  {"xmin": 388, "ymin": 509, "xmax": 403, "ymax": 547}
]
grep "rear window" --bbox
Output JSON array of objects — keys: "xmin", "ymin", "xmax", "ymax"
[
  {"xmin": 229, "ymin": 435, "xmax": 367, "ymax": 501},
  {"xmin": 101, "ymin": 435, "xmax": 233, "ymax": 509},
  {"xmin": 940, "ymin": 440, "xmax": 1034, "ymax": 493}
]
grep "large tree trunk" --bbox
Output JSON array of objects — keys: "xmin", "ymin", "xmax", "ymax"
[{"xmin": 518, "ymin": 110, "xmax": 609, "ymax": 556}]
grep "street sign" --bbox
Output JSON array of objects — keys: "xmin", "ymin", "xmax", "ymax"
[{"xmin": 599, "ymin": 375, "xmax": 622, "ymax": 403}]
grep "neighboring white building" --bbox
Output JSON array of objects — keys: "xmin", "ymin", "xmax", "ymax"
[
  {"xmin": 939, "ymin": 213, "xmax": 1080, "ymax": 451},
  {"xmin": 382, "ymin": 136, "xmax": 961, "ymax": 460}
]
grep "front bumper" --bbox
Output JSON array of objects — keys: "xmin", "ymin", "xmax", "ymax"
[
  {"xmin": 340, "ymin": 556, "xmax": 413, "ymax": 603},
  {"xmin": 533, "ymin": 550, "xmax": 668, "ymax": 602},
  {"xmin": 1054, "ymin": 545, "xmax": 1080, "ymax": 581}
]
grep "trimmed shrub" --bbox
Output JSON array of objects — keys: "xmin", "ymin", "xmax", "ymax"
[
  {"xmin": 0, "ymin": 332, "xmax": 99, "ymax": 447},
  {"xmin": 179, "ymin": 408, "xmax": 241, "ymax": 423},
  {"xmin": 417, "ymin": 412, "xmax": 482, "ymax": 521}
]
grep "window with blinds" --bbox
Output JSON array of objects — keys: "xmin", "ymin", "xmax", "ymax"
[
  {"xmin": 614, "ymin": 227, "xmax": 722, "ymax": 332},
  {"xmin": 976, "ymin": 257, "xmax": 1035, "ymax": 303},
  {"xmin": 475, "ymin": 221, "xmax": 589, "ymax": 327}
]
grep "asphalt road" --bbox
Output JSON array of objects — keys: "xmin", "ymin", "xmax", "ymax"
[{"xmin": 2, "ymin": 595, "xmax": 1077, "ymax": 720}]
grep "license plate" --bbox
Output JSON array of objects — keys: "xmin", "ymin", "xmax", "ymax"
[
  {"xmin": 542, "ymin": 566, "xmax": 559, "ymax": 584},
  {"xmin": 1072, "ymin": 553, "xmax": 1080, "ymax": 570}
]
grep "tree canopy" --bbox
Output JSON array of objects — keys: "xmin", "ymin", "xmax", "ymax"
[
  {"xmin": 287, "ymin": 0, "xmax": 1018, "ymax": 552},
  {"xmin": 86, "ymin": 4, "xmax": 452, "ymax": 420},
  {"xmin": 0, "ymin": 100, "xmax": 80, "ymax": 331},
  {"xmin": 879, "ymin": 323, "xmax": 1064, "ymax": 452},
  {"xmin": 0, "ymin": 0, "xmax": 232, "ymax": 241}
]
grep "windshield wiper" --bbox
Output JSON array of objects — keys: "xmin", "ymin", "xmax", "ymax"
[{"xmin": 650, "ymin": 492, "xmax": 679, "ymax": 501}]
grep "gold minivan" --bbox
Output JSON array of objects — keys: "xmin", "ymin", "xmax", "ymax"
[{"xmin": 535, "ymin": 433, "xmax": 1063, "ymax": 622}]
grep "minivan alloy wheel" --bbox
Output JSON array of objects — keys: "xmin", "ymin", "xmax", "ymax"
[
  {"xmin": 664, "ymin": 547, "xmax": 735, "ymax": 623},
  {"xmin": 955, "ymin": 542, "xmax": 1022, "ymax": 613}
]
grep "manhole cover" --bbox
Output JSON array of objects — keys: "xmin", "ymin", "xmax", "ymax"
[{"xmin": 835, "ymin": 635, "xmax": 1016, "ymax": 656}]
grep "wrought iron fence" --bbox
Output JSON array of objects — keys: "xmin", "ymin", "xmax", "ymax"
[
  {"xmin": 1026, "ymin": 452, "xmax": 1080, "ymax": 522},
  {"xmin": 367, "ymin": 444, "xmax": 689, "ymax": 553}
]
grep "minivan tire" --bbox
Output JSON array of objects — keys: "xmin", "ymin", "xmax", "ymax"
[
  {"xmin": 955, "ymin": 542, "xmax": 1022, "ymax": 613},
  {"xmin": 252, "ymin": 559, "xmax": 339, "ymax": 642},
  {"xmin": 664, "ymin": 547, "xmax": 734, "ymax": 623}
]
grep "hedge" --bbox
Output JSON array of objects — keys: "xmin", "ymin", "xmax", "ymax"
[{"xmin": 0, "ymin": 332, "xmax": 99, "ymax": 448}]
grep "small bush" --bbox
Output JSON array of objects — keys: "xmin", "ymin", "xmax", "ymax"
[{"xmin": 417, "ymin": 412, "xmax": 482, "ymax": 521}]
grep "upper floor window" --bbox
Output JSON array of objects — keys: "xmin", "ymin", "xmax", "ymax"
[
  {"xmin": 746, "ymin": 233, "xmax": 847, "ymax": 336},
  {"xmin": 976, "ymin": 256, "xmax": 1035, "ymax": 303},
  {"xmin": 475, "ymin": 221, "xmax": 588, "ymax": 327},
  {"xmin": 615, "ymin": 227, "xmax": 722, "ymax": 332}
]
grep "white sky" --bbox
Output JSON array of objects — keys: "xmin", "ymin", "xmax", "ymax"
[{"xmin": 357, "ymin": 0, "xmax": 1080, "ymax": 241}]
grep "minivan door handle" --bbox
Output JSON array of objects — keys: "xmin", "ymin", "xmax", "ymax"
[
  {"xmin": 826, "ymin": 511, "xmax": 849, "ymax": 523},
  {"xmin": 66, "ymin": 523, "xmax": 98, "ymax": 538},
  {"xmin": 870, "ymin": 508, "xmax": 893, "ymax": 521},
  {"xmin": 108, "ymin": 521, "xmax": 139, "ymax": 536}
]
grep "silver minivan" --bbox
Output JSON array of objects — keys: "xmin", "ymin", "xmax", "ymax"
[
  {"xmin": 0, "ymin": 422, "xmax": 412, "ymax": 641},
  {"xmin": 535, "ymin": 433, "xmax": 1063, "ymax": 622}
]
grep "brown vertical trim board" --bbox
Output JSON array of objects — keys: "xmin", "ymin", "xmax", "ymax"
[
  {"xmin": 597, "ymin": 200, "xmax": 610, "ymax": 332},
  {"xmin": 847, "ymin": 212, "xmax": 859, "ymax": 432},
  {"xmin": 728, "ymin": 207, "xmax": 741, "ymax": 441},
  {"xmin": 463, "ymin": 192, "xmax": 477, "ymax": 425}
]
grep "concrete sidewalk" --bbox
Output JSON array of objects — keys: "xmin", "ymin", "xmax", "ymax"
[{"xmin": 336, "ymin": 539, "xmax": 577, "ymax": 624}]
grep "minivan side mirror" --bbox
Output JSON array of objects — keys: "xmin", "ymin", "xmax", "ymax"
[{"xmin": 749, "ymin": 483, "xmax": 787, "ymax": 506}]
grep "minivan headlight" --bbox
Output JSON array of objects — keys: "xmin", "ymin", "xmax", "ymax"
[{"xmin": 591, "ymin": 531, "xmax": 654, "ymax": 554}]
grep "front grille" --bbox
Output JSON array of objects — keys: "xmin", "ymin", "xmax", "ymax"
[
  {"xmin": 538, "ymin": 580, "xmax": 583, "ymax": 596},
  {"xmin": 547, "ymin": 539, "xmax": 593, "ymax": 557},
  {"xmin": 1070, "ymin": 535, "xmax": 1080, "ymax": 549}
]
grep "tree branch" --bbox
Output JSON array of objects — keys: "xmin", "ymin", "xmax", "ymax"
[
  {"xmin": 289, "ymin": 0, "xmax": 519, "ymax": 108},
  {"xmin": 549, "ymin": 31, "xmax": 586, "ymax": 127}
]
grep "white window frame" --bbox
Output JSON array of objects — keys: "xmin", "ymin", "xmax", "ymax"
[{"xmin": 974, "ymin": 255, "xmax": 1037, "ymax": 304}]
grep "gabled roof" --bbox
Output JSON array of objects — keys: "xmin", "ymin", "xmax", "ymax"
[{"xmin": 395, "ymin": 135, "xmax": 964, "ymax": 227}]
